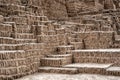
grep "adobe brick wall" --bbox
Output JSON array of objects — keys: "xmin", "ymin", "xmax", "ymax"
[{"xmin": 75, "ymin": 31, "xmax": 114, "ymax": 49}]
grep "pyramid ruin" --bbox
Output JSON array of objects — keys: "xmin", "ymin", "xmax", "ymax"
[{"xmin": 0, "ymin": 0, "xmax": 120, "ymax": 80}]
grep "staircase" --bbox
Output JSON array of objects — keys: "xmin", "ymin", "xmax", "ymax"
[
  {"xmin": 38, "ymin": 21, "xmax": 120, "ymax": 76},
  {"xmin": 0, "ymin": 0, "xmax": 120, "ymax": 80}
]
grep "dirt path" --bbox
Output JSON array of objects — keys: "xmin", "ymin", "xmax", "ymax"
[{"xmin": 16, "ymin": 73, "xmax": 120, "ymax": 80}]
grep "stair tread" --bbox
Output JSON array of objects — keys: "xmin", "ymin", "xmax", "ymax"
[
  {"xmin": 57, "ymin": 45, "xmax": 73, "ymax": 47},
  {"xmin": 41, "ymin": 58, "xmax": 66, "ymax": 60},
  {"xmin": 107, "ymin": 67, "xmax": 120, "ymax": 71},
  {"xmin": 47, "ymin": 54, "xmax": 72, "ymax": 57},
  {"xmin": 71, "ymin": 49, "xmax": 120, "ymax": 52},
  {"xmin": 64, "ymin": 63, "xmax": 113, "ymax": 69},
  {"xmin": 39, "ymin": 67, "xmax": 77, "ymax": 70}
]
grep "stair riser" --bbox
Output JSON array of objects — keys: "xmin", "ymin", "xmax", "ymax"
[
  {"xmin": 73, "ymin": 52, "xmax": 120, "ymax": 57},
  {"xmin": 38, "ymin": 69, "xmax": 78, "ymax": 74},
  {"xmin": 78, "ymin": 68, "xmax": 106, "ymax": 75},
  {"xmin": 40, "ymin": 59, "xmax": 70, "ymax": 67},
  {"xmin": 74, "ymin": 57, "xmax": 120, "ymax": 65},
  {"xmin": 47, "ymin": 55, "xmax": 72, "ymax": 64},
  {"xmin": 41, "ymin": 59, "xmax": 64, "ymax": 67},
  {"xmin": 106, "ymin": 71, "xmax": 120, "ymax": 76}
]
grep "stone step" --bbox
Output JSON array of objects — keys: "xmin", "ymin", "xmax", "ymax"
[
  {"xmin": 64, "ymin": 63, "xmax": 113, "ymax": 75},
  {"xmin": 38, "ymin": 67, "xmax": 78, "ymax": 74},
  {"xmin": 15, "ymin": 33, "xmax": 34, "ymax": 39},
  {"xmin": 57, "ymin": 45, "xmax": 74, "ymax": 54},
  {"xmin": 70, "ymin": 49, "xmax": 120, "ymax": 57},
  {"xmin": 106, "ymin": 67, "xmax": 120, "ymax": 76},
  {"xmin": 40, "ymin": 58, "xmax": 69, "ymax": 67},
  {"xmin": 74, "ymin": 57, "xmax": 120, "ymax": 65},
  {"xmin": 69, "ymin": 49, "xmax": 120, "ymax": 64},
  {"xmin": 47, "ymin": 54, "xmax": 72, "ymax": 64},
  {"xmin": 47, "ymin": 54, "xmax": 72, "ymax": 58}
]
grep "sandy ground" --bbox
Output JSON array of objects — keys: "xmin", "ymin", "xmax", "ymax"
[{"xmin": 16, "ymin": 73, "xmax": 120, "ymax": 80}]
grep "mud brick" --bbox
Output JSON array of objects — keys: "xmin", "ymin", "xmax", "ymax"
[
  {"xmin": 0, "ymin": 15, "xmax": 4, "ymax": 22},
  {"xmin": 47, "ymin": 24, "xmax": 55, "ymax": 31},
  {"xmin": 18, "ymin": 66, "xmax": 27, "ymax": 73},
  {"xmin": 47, "ymin": 30, "xmax": 56, "ymax": 35},
  {"xmin": 14, "ymin": 51, "xmax": 26, "ymax": 59},
  {"xmin": 17, "ymin": 59, "xmax": 26, "ymax": 66},
  {"xmin": 53, "ymin": 23, "xmax": 61, "ymax": 29},
  {"xmin": 36, "ymin": 16, "xmax": 48, "ymax": 21}
]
